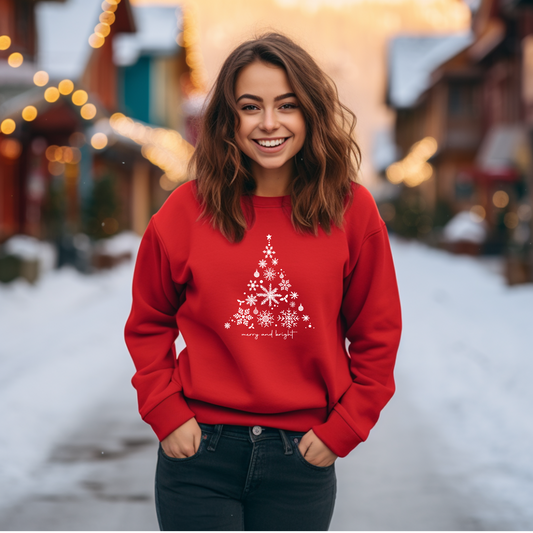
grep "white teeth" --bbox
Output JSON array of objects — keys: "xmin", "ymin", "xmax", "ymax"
[{"xmin": 257, "ymin": 138, "xmax": 286, "ymax": 147}]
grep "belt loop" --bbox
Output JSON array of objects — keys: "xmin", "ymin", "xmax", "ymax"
[
  {"xmin": 207, "ymin": 424, "xmax": 223, "ymax": 452},
  {"xmin": 278, "ymin": 428, "xmax": 293, "ymax": 455}
]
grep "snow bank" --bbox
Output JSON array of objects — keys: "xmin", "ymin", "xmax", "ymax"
[
  {"xmin": 442, "ymin": 210, "xmax": 488, "ymax": 243},
  {"xmin": 2, "ymin": 235, "xmax": 57, "ymax": 273},
  {"xmin": 392, "ymin": 237, "xmax": 533, "ymax": 527}
]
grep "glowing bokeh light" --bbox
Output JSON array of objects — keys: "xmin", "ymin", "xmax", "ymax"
[
  {"xmin": 58, "ymin": 79, "xmax": 74, "ymax": 95},
  {"xmin": 504, "ymin": 212, "xmax": 519, "ymax": 229},
  {"xmin": 91, "ymin": 133, "xmax": 108, "ymax": 149},
  {"xmin": 7, "ymin": 52, "xmax": 23, "ymax": 68},
  {"xmin": 44, "ymin": 87, "xmax": 60, "ymax": 103},
  {"xmin": 493, "ymin": 190, "xmax": 509, "ymax": 209},
  {"xmin": 470, "ymin": 205, "xmax": 486, "ymax": 221},
  {"xmin": 22, "ymin": 106, "xmax": 38, "ymax": 121},
  {"xmin": 89, "ymin": 34, "xmax": 105, "ymax": 48},
  {"xmin": 72, "ymin": 90, "xmax": 89, "ymax": 106},
  {"xmin": 33, "ymin": 71, "xmax": 49, "ymax": 87},
  {"xmin": 95, "ymin": 22, "xmax": 111, "ymax": 37},
  {"xmin": 0, "ymin": 35, "xmax": 11, "ymax": 50},
  {"xmin": 100, "ymin": 11, "xmax": 116, "ymax": 25},
  {"xmin": 0, "ymin": 139, "xmax": 22, "ymax": 159},
  {"xmin": 1, "ymin": 119, "xmax": 16, "ymax": 135},
  {"xmin": 80, "ymin": 103, "xmax": 97, "ymax": 120}
]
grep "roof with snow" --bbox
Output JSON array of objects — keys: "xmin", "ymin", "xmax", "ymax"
[
  {"xmin": 387, "ymin": 32, "xmax": 474, "ymax": 109},
  {"xmin": 35, "ymin": 0, "xmax": 103, "ymax": 81},
  {"xmin": 113, "ymin": 6, "xmax": 181, "ymax": 67}
]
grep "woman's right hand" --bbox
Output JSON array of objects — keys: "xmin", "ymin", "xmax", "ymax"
[{"xmin": 160, "ymin": 417, "xmax": 202, "ymax": 458}]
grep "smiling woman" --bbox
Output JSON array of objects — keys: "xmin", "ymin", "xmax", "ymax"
[{"xmin": 125, "ymin": 32, "xmax": 402, "ymax": 532}]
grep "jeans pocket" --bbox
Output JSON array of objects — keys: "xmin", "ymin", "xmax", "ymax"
[
  {"xmin": 158, "ymin": 437, "xmax": 205, "ymax": 463},
  {"xmin": 293, "ymin": 440, "xmax": 335, "ymax": 472}
]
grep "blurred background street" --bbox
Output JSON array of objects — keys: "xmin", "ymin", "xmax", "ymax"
[{"xmin": 1, "ymin": 0, "xmax": 533, "ymax": 530}]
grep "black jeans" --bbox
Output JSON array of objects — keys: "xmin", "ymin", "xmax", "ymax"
[{"xmin": 155, "ymin": 422, "xmax": 337, "ymax": 531}]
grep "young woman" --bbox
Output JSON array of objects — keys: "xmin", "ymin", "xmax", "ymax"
[{"xmin": 125, "ymin": 33, "xmax": 402, "ymax": 531}]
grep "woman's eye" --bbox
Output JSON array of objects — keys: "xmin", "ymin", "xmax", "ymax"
[
  {"xmin": 280, "ymin": 103, "xmax": 297, "ymax": 109},
  {"xmin": 242, "ymin": 104, "xmax": 259, "ymax": 111}
]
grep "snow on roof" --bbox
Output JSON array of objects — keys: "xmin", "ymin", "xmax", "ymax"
[
  {"xmin": 35, "ymin": 0, "xmax": 103, "ymax": 81},
  {"xmin": 113, "ymin": 6, "xmax": 181, "ymax": 67},
  {"xmin": 443, "ymin": 211, "xmax": 488, "ymax": 244},
  {"xmin": 388, "ymin": 32, "xmax": 474, "ymax": 109}
]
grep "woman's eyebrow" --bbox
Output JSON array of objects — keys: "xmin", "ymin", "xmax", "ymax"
[{"xmin": 236, "ymin": 92, "xmax": 297, "ymax": 103}]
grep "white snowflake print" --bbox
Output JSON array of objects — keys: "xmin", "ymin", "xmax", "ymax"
[
  {"xmin": 247, "ymin": 280, "xmax": 258, "ymax": 291},
  {"xmin": 257, "ymin": 310, "xmax": 274, "ymax": 327},
  {"xmin": 257, "ymin": 284, "xmax": 281, "ymax": 307},
  {"xmin": 258, "ymin": 259, "xmax": 267, "ymax": 269},
  {"xmin": 272, "ymin": 258, "xmax": 279, "ymax": 265},
  {"xmin": 278, "ymin": 310, "xmax": 299, "ymax": 329},
  {"xmin": 263, "ymin": 244, "xmax": 275, "ymax": 258},
  {"xmin": 224, "ymin": 322, "xmax": 231, "ymax": 329},
  {"xmin": 263, "ymin": 268, "xmax": 276, "ymax": 281},
  {"xmin": 290, "ymin": 291, "xmax": 299, "ymax": 299},
  {"xmin": 267, "ymin": 234, "xmax": 272, "ymax": 240},
  {"xmin": 245, "ymin": 294, "xmax": 257, "ymax": 306},
  {"xmin": 302, "ymin": 315, "xmax": 310, "ymax": 322},
  {"xmin": 279, "ymin": 279, "xmax": 291, "ymax": 291},
  {"xmin": 290, "ymin": 301, "xmax": 296, "ymax": 308},
  {"xmin": 234, "ymin": 308, "xmax": 253, "ymax": 326}
]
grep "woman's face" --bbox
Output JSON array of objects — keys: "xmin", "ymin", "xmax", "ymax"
[{"xmin": 234, "ymin": 61, "xmax": 306, "ymax": 174}]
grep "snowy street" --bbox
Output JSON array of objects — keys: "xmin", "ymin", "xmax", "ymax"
[{"xmin": 0, "ymin": 236, "xmax": 532, "ymax": 530}]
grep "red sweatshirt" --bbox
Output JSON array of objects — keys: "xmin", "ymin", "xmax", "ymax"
[{"xmin": 124, "ymin": 180, "xmax": 401, "ymax": 458}]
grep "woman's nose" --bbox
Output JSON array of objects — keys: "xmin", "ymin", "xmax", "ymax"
[{"xmin": 260, "ymin": 109, "xmax": 279, "ymax": 131}]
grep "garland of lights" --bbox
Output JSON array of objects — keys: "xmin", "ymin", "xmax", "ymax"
[{"xmin": 0, "ymin": 0, "xmax": 195, "ymax": 190}]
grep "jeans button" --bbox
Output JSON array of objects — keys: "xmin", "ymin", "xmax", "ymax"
[{"xmin": 252, "ymin": 425, "xmax": 262, "ymax": 436}]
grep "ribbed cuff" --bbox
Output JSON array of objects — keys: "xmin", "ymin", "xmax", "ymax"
[
  {"xmin": 143, "ymin": 392, "xmax": 196, "ymax": 441},
  {"xmin": 312, "ymin": 405, "xmax": 363, "ymax": 458}
]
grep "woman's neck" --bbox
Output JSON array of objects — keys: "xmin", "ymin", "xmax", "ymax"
[{"xmin": 251, "ymin": 160, "xmax": 293, "ymax": 197}]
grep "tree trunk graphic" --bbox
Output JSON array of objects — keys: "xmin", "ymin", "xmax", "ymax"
[{"xmin": 224, "ymin": 234, "xmax": 313, "ymax": 335}]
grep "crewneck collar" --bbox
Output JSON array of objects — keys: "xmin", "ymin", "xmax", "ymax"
[{"xmin": 249, "ymin": 194, "xmax": 291, "ymax": 207}]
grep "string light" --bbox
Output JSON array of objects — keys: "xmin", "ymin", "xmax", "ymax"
[
  {"xmin": 1, "ymin": 119, "xmax": 16, "ymax": 135},
  {"xmin": 101, "ymin": 1, "xmax": 118, "ymax": 13},
  {"xmin": 72, "ymin": 90, "xmax": 88, "ymax": 106},
  {"xmin": 80, "ymin": 103, "xmax": 97, "ymax": 120},
  {"xmin": 22, "ymin": 106, "xmax": 38, "ymax": 121},
  {"xmin": 8, "ymin": 52, "xmax": 23, "ymax": 68},
  {"xmin": 99, "ymin": 11, "xmax": 115, "ymax": 25},
  {"xmin": 33, "ymin": 71, "xmax": 49, "ymax": 87},
  {"xmin": 180, "ymin": 2, "xmax": 208, "ymax": 95},
  {"xmin": 45, "ymin": 145, "xmax": 82, "ymax": 164},
  {"xmin": 493, "ymin": 190, "xmax": 509, "ymax": 208},
  {"xmin": 58, "ymin": 79, "xmax": 74, "ymax": 95},
  {"xmin": 95, "ymin": 23, "xmax": 111, "ymax": 37},
  {"xmin": 386, "ymin": 136, "xmax": 437, "ymax": 188},
  {"xmin": 110, "ymin": 113, "xmax": 194, "ymax": 185},
  {"xmin": 44, "ymin": 87, "xmax": 60, "ymax": 102},
  {"xmin": 91, "ymin": 133, "xmax": 108, "ymax": 150},
  {"xmin": 89, "ymin": 33, "xmax": 105, "ymax": 48},
  {"xmin": 0, "ymin": 139, "xmax": 22, "ymax": 159},
  {"xmin": 89, "ymin": 0, "xmax": 120, "ymax": 49},
  {"xmin": 0, "ymin": 35, "xmax": 12, "ymax": 50}
]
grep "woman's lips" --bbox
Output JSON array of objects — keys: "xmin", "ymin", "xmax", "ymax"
[{"xmin": 252, "ymin": 137, "xmax": 289, "ymax": 153}]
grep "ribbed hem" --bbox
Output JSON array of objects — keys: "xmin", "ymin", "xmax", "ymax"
[
  {"xmin": 312, "ymin": 405, "xmax": 364, "ymax": 458},
  {"xmin": 143, "ymin": 392, "xmax": 196, "ymax": 441}
]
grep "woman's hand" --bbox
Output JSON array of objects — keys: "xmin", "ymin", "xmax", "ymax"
[
  {"xmin": 298, "ymin": 429, "xmax": 338, "ymax": 467},
  {"xmin": 161, "ymin": 417, "xmax": 202, "ymax": 458}
]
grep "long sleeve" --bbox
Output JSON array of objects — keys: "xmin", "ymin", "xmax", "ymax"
[
  {"xmin": 124, "ymin": 219, "xmax": 195, "ymax": 441},
  {"xmin": 312, "ymin": 223, "xmax": 402, "ymax": 457}
]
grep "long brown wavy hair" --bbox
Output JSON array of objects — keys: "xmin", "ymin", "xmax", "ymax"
[{"xmin": 189, "ymin": 32, "xmax": 361, "ymax": 243}]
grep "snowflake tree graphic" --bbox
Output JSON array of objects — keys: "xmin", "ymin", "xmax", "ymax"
[{"xmin": 226, "ymin": 234, "xmax": 314, "ymax": 333}]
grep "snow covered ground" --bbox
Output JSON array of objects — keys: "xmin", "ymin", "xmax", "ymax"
[{"xmin": 0, "ymin": 234, "xmax": 532, "ymax": 528}]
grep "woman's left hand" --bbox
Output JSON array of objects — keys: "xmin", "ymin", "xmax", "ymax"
[{"xmin": 298, "ymin": 429, "xmax": 338, "ymax": 467}]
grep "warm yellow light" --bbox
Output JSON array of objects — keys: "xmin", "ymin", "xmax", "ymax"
[
  {"xmin": 91, "ymin": 133, "xmax": 108, "ymax": 150},
  {"xmin": 72, "ymin": 90, "xmax": 88, "ymax": 106},
  {"xmin": 80, "ymin": 103, "xmax": 97, "ymax": 120},
  {"xmin": 44, "ymin": 87, "xmax": 60, "ymax": 103},
  {"xmin": 88, "ymin": 33, "xmax": 105, "ymax": 48},
  {"xmin": 1, "ymin": 119, "xmax": 16, "ymax": 135},
  {"xmin": 386, "ymin": 162, "xmax": 404, "ymax": 184},
  {"xmin": 0, "ymin": 35, "xmax": 11, "ymax": 50},
  {"xmin": 492, "ymin": 190, "xmax": 509, "ymax": 209},
  {"xmin": 33, "ymin": 70, "xmax": 49, "ymax": 87},
  {"xmin": 100, "ymin": 11, "xmax": 116, "ymax": 25},
  {"xmin": 48, "ymin": 161, "xmax": 65, "ymax": 176},
  {"xmin": 58, "ymin": 79, "xmax": 74, "ymax": 95},
  {"xmin": 109, "ymin": 112, "xmax": 125, "ymax": 127},
  {"xmin": 470, "ymin": 205, "xmax": 486, "ymax": 221},
  {"xmin": 22, "ymin": 106, "xmax": 38, "ymax": 122},
  {"xmin": 95, "ymin": 22, "xmax": 111, "ymax": 37},
  {"xmin": 0, "ymin": 139, "xmax": 22, "ymax": 159},
  {"xmin": 45, "ymin": 145, "xmax": 60, "ymax": 162},
  {"xmin": 504, "ymin": 212, "xmax": 519, "ymax": 229},
  {"xmin": 8, "ymin": 52, "xmax": 23, "ymax": 68},
  {"xmin": 102, "ymin": 1, "xmax": 118, "ymax": 12}
]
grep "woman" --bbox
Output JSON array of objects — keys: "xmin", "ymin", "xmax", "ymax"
[{"xmin": 125, "ymin": 32, "xmax": 402, "ymax": 531}]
